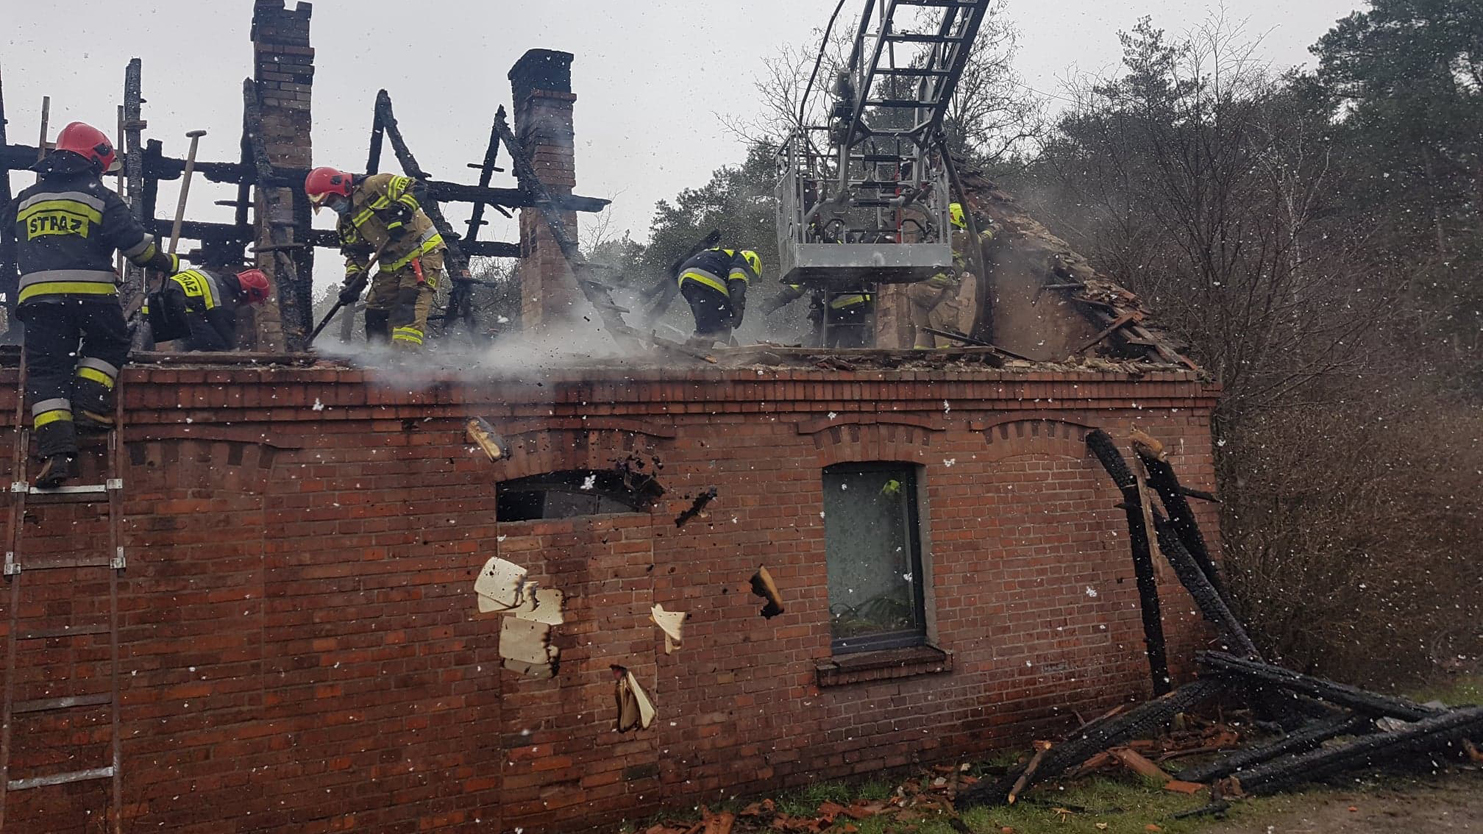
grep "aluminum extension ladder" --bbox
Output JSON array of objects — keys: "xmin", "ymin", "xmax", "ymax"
[{"xmin": 0, "ymin": 354, "xmax": 125, "ymax": 834}]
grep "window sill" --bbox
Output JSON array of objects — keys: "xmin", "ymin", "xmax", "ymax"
[{"xmin": 815, "ymin": 645, "xmax": 953, "ymax": 688}]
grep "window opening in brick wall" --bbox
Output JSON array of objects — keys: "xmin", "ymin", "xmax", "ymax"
[
  {"xmin": 497, "ymin": 470, "xmax": 651, "ymax": 522},
  {"xmin": 822, "ymin": 463, "xmax": 927, "ymax": 653}
]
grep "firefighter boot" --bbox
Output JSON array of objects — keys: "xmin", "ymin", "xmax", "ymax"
[
  {"xmin": 365, "ymin": 309, "xmax": 392, "ymax": 345},
  {"xmin": 34, "ymin": 454, "xmax": 77, "ymax": 489}
]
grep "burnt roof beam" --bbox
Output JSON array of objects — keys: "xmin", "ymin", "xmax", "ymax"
[{"xmin": 0, "ymin": 144, "xmax": 610, "ymax": 213}]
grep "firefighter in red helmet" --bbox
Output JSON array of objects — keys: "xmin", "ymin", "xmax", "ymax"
[
  {"xmin": 147, "ymin": 264, "xmax": 272, "ymax": 352},
  {"xmin": 305, "ymin": 167, "xmax": 445, "ymax": 350},
  {"xmin": 1, "ymin": 122, "xmax": 181, "ymax": 488}
]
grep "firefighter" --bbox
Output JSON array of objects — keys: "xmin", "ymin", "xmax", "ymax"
[
  {"xmin": 908, "ymin": 202, "xmax": 993, "ymax": 349},
  {"xmin": 149, "ymin": 266, "xmax": 271, "ymax": 351},
  {"xmin": 763, "ymin": 283, "xmax": 874, "ymax": 348},
  {"xmin": 676, "ymin": 247, "xmax": 760, "ymax": 347},
  {"xmin": 2, "ymin": 122, "xmax": 181, "ymax": 488},
  {"xmin": 304, "ymin": 167, "xmax": 445, "ymax": 350}
]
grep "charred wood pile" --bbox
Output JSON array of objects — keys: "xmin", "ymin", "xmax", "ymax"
[{"xmin": 956, "ymin": 429, "xmax": 1482, "ymax": 815}]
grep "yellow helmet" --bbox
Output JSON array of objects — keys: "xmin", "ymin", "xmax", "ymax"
[
  {"xmin": 949, "ymin": 202, "xmax": 967, "ymax": 230},
  {"xmin": 741, "ymin": 250, "xmax": 762, "ymax": 277}
]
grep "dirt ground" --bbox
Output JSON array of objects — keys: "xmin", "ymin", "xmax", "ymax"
[{"xmin": 1207, "ymin": 769, "xmax": 1483, "ymax": 833}]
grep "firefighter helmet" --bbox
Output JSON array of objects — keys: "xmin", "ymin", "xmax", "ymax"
[
  {"xmin": 304, "ymin": 167, "xmax": 354, "ymax": 210},
  {"xmin": 949, "ymin": 202, "xmax": 967, "ymax": 230},
  {"xmin": 54, "ymin": 122, "xmax": 119, "ymax": 174},
  {"xmin": 236, "ymin": 269, "xmax": 271, "ymax": 304},
  {"xmin": 740, "ymin": 250, "xmax": 763, "ymax": 277}
]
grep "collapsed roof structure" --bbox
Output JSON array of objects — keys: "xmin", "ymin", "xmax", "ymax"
[{"xmin": 0, "ymin": 3, "xmax": 1227, "ymax": 833}]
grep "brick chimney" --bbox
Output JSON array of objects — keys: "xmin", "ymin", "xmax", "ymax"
[
  {"xmin": 508, "ymin": 50, "xmax": 579, "ymax": 331},
  {"xmin": 249, "ymin": 0, "xmax": 314, "ymax": 350}
]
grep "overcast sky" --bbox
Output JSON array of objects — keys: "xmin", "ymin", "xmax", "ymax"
[{"xmin": 3, "ymin": 0, "xmax": 1364, "ymax": 282}]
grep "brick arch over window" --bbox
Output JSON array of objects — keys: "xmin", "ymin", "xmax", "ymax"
[
  {"xmin": 125, "ymin": 427, "xmax": 302, "ymax": 494},
  {"xmin": 974, "ymin": 416, "xmax": 1099, "ymax": 464},
  {"xmin": 494, "ymin": 418, "xmax": 672, "ymax": 483},
  {"xmin": 803, "ymin": 417, "xmax": 942, "ymax": 468}
]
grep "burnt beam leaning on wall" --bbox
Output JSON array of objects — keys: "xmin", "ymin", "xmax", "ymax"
[
  {"xmin": 1152, "ymin": 515, "xmax": 1260, "ymax": 658},
  {"xmin": 1085, "ymin": 429, "xmax": 1172, "ymax": 696},
  {"xmin": 1131, "ymin": 431, "xmax": 1225, "ymax": 600},
  {"xmin": 243, "ymin": 77, "xmax": 310, "ymax": 350}
]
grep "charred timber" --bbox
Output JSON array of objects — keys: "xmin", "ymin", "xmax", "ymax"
[
  {"xmin": 1086, "ymin": 430, "xmax": 1171, "ymax": 695},
  {"xmin": 0, "ymin": 145, "xmax": 610, "ymax": 214},
  {"xmin": 1134, "ymin": 441, "xmax": 1224, "ymax": 599},
  {"xmin": 143, "ymin": 219, "xmax": 520, "ymax": 259},
  {"xmin": 1232, "ymin": 705, "xmax": 1483, "ymax": 796},
  {"xmin": 1199, "ymin": 652, "xmax": 1446, "ymax": 722},
  {"xmin": 1153, "ymin": 516, "xmax": 1260, "ymax": 658},
  {"xmin": 373, "ymin": 90, "xmax": 474, "ymax": 286},
  {"xmin": 1175, "ymin": 712, "xmax": 1373, "ymax": 784},
  {"xmin": 956, "ymin": 679, "xmax": 1226, "ymax": 809}
]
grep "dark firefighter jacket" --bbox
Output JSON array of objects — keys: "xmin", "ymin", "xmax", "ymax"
[
  {"xmin": 335, "ymin": 173, "xmax": 445, "ymax": 281},
  {"xmin": 148, "ymin": 269, "xmax": 241, "ymax": 351},
  {"xmin": 677, "ymin": 248, "xmax": 757, "ymax": 302},
  {"xmin": 5, "ymin": 153, "xmax": 178, "ymax": 306}
]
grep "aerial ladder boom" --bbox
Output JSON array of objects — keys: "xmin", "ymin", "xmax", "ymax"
[{"xmin": 776, "ymin": 0, "xmax": 991, "ymax": 288}]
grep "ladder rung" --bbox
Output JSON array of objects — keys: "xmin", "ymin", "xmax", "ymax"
[
  {"xmin": 12, "ymin": 692, "xmax": 112, "ymax": 714},
  {"xmin": 883, "ymin": 33, "xmax": 965, "ymax": 43},
  {"xmin": 851, "ymin": 154, "xmax": 909, "ymax": 162},
  {"xmin": 8, "ymin": 765, "xmax": 114, "ymax": 792},
  {"xmin": 19, "ymin": 623, "xmax": 109, "ymax": 641},
  {"xmin": 877, "ymin": 68, "xmax": 952, "ymax": 77},
  {"xmin": 898, "ymin": 0, "xmax": 978, "ymax": 6},
  {"xmin": 17, "ymin": 555, "xmax": 115, "ymax": 571},
  {"xmin": 866, "ymin": 99, "xmax": 941, "ymax": 109}
]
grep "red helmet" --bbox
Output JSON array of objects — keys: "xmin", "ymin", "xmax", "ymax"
[
  {"xmin": 54, "ymin": 122, "xmax": 119, "ymax": 173},
  {"xmin": 305, "ymin": 167, "xmax": 354, "ymax": 210},
  {"xmin": 236, "ymin": 269, "xmax": 271, "ymax": 304}
]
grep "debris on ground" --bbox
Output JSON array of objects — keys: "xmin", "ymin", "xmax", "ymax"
[{"xmin": 953, "ymin": 429, "xmax": 1483, "ymax": 815}]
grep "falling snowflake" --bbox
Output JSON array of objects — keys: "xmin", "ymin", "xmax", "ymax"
[
  {"xmin": 943, "ymin": 399, "xmax": 951, "ymax": 413},
  {"xmin": 827, "ymin": 411, "xmax": 837, "ymax": 420},
  {"xmin": 943, "ymin": 458, "xmax": 957, "ymax": 467},
  {"xmin": 312, "ymin": 398, "xmax": 325, "ymax": 412},
  {"xmin": 580, "ymin": 474, "xmax": 597, "ymax": 491},
  {"xmin": 1085, "ymin": 586, "xmax": 1099, "ymax": 598}
]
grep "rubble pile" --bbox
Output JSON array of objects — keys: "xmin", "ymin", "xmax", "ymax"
[{"xmin": 954, "ymin": 429, "xmax": 1483, "ymax": 816}]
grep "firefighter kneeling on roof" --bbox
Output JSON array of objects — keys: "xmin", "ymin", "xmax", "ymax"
[
  {"xmin": 676, "ymin": 247, "xmax": 761, "ymax": 348},
  {"xmin": 305, "ymin": 167, "xmax": 446, "ymax": 350},
  {"xmin": 145, "ymin": 263, "xmax": 271, "ymax": 351},
  {"xmin": 3, "ymin": 122, "xmax": 182, "ymax": 488}
]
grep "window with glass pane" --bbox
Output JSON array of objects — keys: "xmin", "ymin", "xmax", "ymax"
[{"xmin": 821, "ymin": 463, "xmax": 926, "ymax": 653}]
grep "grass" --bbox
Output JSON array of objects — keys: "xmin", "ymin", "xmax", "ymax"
[{"xmin": 1408, "ymin": 673, "xmax": 1483, "ymax": 707}]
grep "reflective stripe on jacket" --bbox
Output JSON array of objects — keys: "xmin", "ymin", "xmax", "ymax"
[
  {"xmin": 677, "ymin": 248, "xmax": 756, "ymax": 297},
  {"xmin": 336, "ymin": 173, "xmax": 446, "ymax": 278},
  {"xmin": 6, "ymin": 158, "xmax": 178, "ymax": 305}
]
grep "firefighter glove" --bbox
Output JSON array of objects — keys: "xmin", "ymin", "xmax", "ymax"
[{"xmin": 339, "ymin": 279, "xmax": 366, "ymax": 305}]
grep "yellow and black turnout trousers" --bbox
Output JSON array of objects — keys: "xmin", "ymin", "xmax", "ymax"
[{"xmin": 3, "ymin": 155, "xmax": 179, "ymax": 457}]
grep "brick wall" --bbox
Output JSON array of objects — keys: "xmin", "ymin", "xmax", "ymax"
[
  {"xmin": 0, "ymin": 362, "xmax": 1219, "ymax": 832},
  {"xmin": 509, "ymin": 50, "xmax": 581, "ymax": 331}
]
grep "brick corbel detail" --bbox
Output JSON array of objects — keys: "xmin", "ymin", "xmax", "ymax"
[
  {"xmin": 496, "ymin": 428, "xmax": 665, "ymax": 482},
  {"xmin": 975, "ymin": 418, "xmax": 1098, "ymax": 464}
]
